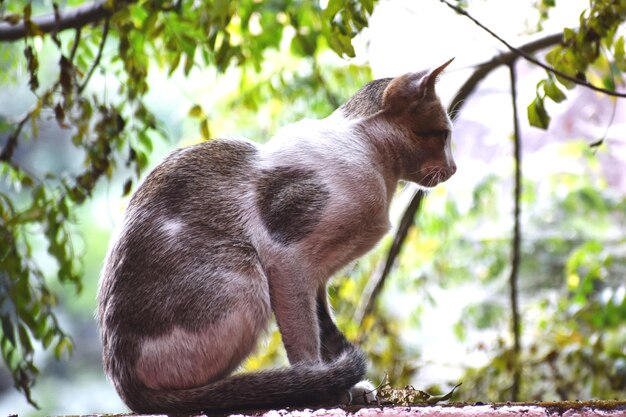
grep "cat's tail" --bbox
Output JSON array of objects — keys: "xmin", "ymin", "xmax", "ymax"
[{"xmin": 123, "ymin": 343, "xmax": 367, "ymax": 414}]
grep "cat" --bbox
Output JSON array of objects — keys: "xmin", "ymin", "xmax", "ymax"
[{"xmin": 97, "ymin": 58, "xmax": 456, "ymax": 414}]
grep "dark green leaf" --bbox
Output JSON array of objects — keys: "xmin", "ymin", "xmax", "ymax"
[{"xmin": 122, "ymin": 179, "xmax": 133, "ymax": 196}]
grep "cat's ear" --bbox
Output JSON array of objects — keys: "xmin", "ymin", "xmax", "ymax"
[
  {"xmin": 382, "ymin": 58, "xmax": 454, "ymax": 113},
  {"xmin": 419, "ymin": 57, "xmax": 455, "ymax": 93}
]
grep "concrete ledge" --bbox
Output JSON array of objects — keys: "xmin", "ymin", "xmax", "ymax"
[
  {"xmin": 244, "ymin": 402, "xmax": 626, "ymax": 417},
  {"xmin": 100, "ymin": 401, "xmax": 626, "ymax": 417}
]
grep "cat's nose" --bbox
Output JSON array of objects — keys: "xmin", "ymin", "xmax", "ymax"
[{"xmin": 448, "ymin": 162, "xmax": 457, "ymax": 176}]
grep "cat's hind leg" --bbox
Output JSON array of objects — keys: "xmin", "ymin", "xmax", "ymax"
[{"xmin": 131, "ymin": 243, "xmax": 272, "ymax": 393}]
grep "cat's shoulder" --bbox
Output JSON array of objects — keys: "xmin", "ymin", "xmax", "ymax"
[{"xmin": 169, "ymin": 136, "xmax": 259, "ymax": 164}]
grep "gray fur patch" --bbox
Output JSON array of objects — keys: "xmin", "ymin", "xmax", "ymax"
[
  {"xmin": 256, "ymin": 167, "xmax": 330, "ymax": 245},
  {"xmin": 339, "ymin": 78, "xmax": 392, "ymax": 119},
  {"xmin": 99, "ymin": 138, "xmax": 261, "ymax": 360}
]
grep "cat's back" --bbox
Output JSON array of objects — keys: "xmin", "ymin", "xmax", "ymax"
[
  {"xmin": 101, "ymin": 137, "xmax": 260, "ymax": 290},
  {"xmin": 129, "ymin": 137, "xmax": 259, "ymax": 217}
]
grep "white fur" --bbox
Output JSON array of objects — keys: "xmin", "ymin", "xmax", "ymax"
[
  {"xmin": 159, "ymin": 218, "xmax": 185, "ymax": 240},
  {"xmin": 136, "ymin": 297, "xmax": 270, "ymax": 390}
]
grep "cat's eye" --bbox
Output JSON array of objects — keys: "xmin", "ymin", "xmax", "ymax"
[{"xmin": 414, "ymin": 129, "xmax": 450, "ymax": 141}]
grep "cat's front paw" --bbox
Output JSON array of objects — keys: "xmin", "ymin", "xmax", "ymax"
[{"xmin": 349, "ymin": 380, "xmax": 377, "ymax": 405}]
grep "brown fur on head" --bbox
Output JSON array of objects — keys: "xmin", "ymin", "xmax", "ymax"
[
  {"xmin": 339, "ymin": 59, "xmax": 454, "ymax": 121},
  {"xmin": 374, "ymin": 59, "xmax": 457, "ymax": 187},
  {"xmin": 382, "ymin": 58, "xmax": 454, "ymax": 114},
  {"xmin": 340, "ymin": 78, "xmax": 393, "ymax": 119}
]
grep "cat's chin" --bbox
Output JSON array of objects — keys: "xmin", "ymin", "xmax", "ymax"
[
  {"xmin": 415, "ymin": 181, "xmax": 440, "ymax": 190},
  {"xmin": 409, "ymin": 167, "xmax": 456, "ymax": 188},
  {"xmin": 405, "ymin": 175, "xmax": 447, "ymax": 188}
]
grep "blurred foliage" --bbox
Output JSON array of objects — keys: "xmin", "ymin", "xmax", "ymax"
[
  {"xmin": 455, "ymin": 0, "xmax": 626, "ymax": 130},
  {"xmin": 0, "ymin": 0, "xmax": 374, "ymax": 405},
  {"xmin": 406, "ymin": 143, "xmax": 626, "ymax": 401},
  {"xmin": 528, "ymin": 0, "xmax": 626, "ymax": 129}
]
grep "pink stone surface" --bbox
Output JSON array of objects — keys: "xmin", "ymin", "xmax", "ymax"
[
  {"xmin": 221, "ymin": 405, "xmax": 626, "ymax": 417},
  {"xmin": 108, "ymin": 404, "xmax": 626, "ymax": 417}
]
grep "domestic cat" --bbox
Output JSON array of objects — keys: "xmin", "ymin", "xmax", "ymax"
[{"xmin": 97, "ymin": 58, "xmax": 456, "ymax": 414}]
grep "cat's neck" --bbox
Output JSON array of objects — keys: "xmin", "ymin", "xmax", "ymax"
[{"xmin": 327, "ymin": 110, "xmax": 410, "ymax": 189}]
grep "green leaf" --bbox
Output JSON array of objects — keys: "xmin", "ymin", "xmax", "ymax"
[
  {"xmin": 544, "ymin": 77, "xmax": 567, "ymax": 103},
  {"xmin": 324, "ymin": 0, "xmax": 343, "ymax": 18},
  {"xmin": 563, "ymin": 27, "xmax": 576, "ymax": 44},
  {"xmin": 200, "ymin": 118, "xmax": 211, "ymax": 140},
  {"xmin": 183, "ymin": 50, "xmax": 195, "ymax": 75},
  {"xmin": 188, "ymin": 104, "xmax": 205, "ymax": 119},
  {"xmin": 168, "ymin": 51, "xmax": 181, "ymax": 76},
  {"xmin": 360, "ymin": 0, "xmax": 375, "ymax": 15},
  {"xmin": 527, "ymin": 96, "xmax": 551, "ymax": 129},
  {"xmin": 615, "ymin": 36, "xmax": 626, "ymax": 71},
  {"xmin": 1, "ymin": 316, "xmax": 15, "ymax": 346},
  {"xmin": 53, "ymin": 336, "xmax": 73, "ymax": 359},
  {"xmin": 42, "ymin": 329, "xmax": 55, "ymax": 349},
  {"xmin": 17, "ymin": 324, "xmax": 32, "ymax": 354}
]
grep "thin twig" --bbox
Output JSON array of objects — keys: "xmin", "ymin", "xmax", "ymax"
[
  {"xmin": 0, "ymin": 113, "xmax": 30, "ymax": 162},
  {"xmin": 355, "ymin": 189, "xmax": 425, "ymax": 327},
  {"xmin": 69, "ymin": 27, "xmax": 82, "ymax": 63},
  {"xmin": 508, "ymin": 62, "xmax": 523, "ymax": 402},
  {"xmin": 440, "ymin": 0, "xmax": 626, "ymax": 98},
  {"xmin": 449, "ymin": 32, "xmax": 563, "ymax": 119},
  {"xmin": 78, "ymin": 17, "xmax": 110, "ymax": 94}
]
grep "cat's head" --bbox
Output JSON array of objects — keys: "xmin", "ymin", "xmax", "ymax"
[{"xmin": 380, "ymin": 59, "xmax": 456, "ymax": 188}]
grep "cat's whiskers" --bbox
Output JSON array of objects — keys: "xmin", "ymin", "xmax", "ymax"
[
  {"xmin": 415, "ymin": 165, "xmax": 450, "ymax": 187},
  {"xmin": 448, "ymin": 99, "xmax": 465, "ymax": 120}
]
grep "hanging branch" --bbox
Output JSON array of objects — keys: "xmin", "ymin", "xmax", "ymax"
[
  {"xmin": 0, "ymin": 113, "xmax": 29, "ymax": 163},
  {"xmin": 78, "ymin": 17, "xmax": 110, "ymax": 94},
  {"xmin": 508, "ymin": 62, "xmax": 523, "ymax": 402},
  {"xmin": 355, "ymin": 189, "xmax": 425, "ymax": 326},
  {"xmin": 69, "ymin": 27, "xmax": 83, "ymax": 63},
  {"xmin": 439, "ymin": 0, "xmax": 626, "ymax": 99}
]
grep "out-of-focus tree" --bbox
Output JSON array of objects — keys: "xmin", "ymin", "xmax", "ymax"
[
  {"xmin": 359, "ymin": 0, "xmax": 626, "ymax": 402},
  {"xmin": 1, "ymin": 0, "xmax": 626, "ymax": 408},
  {"xmin": 0, "ymin": 0, "xmax": 375, "ymax": 405}
]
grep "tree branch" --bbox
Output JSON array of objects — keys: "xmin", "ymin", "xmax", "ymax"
[
  {"xmin": 0, "ymin": 0, "xmax": 111, "ymax": 42},
  {"xmin": 440, "ymin": 0, "xmax": 626, "ymax": 98},
  {"xmin": 508, "ymin": 62, "xmax": 523, "ymax": 402},
  {"xmin": 355, "ymin": 189, "xmax": 425, "ymax": 327},
  {"xmin": 69, "ymin": 27, "xmax": 82, "ymax": 63},
  {"xmin": 78, "ymin": 17, "xmax": 110, "ymax": 94},
  {"xmin": 0, "ymin": 113, "xmax": 29, "ymax": 162},
  {"xmin": 449, "ymin": 31, "xmax": 564, "ymax": 118}
]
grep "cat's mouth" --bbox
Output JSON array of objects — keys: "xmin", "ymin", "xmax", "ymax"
[{"xmin": 416, "ymin": 165, "xmax": 456, "ymax": 187}]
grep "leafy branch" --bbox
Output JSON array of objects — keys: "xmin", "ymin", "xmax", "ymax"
[
  {"xmin": 78, "ymin": 17, "xmax": 110, "ymax": 94},
  {"xmin": 0, "ymin": 0, "xmax": 113, "ymax": 42},
  {"xmin": 360, "ymin": 0, "xmax": 626, "ymax": 334},
  {"xmin": 440, "ymin": 0, "xmax": 626, "ymax": 99}
]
